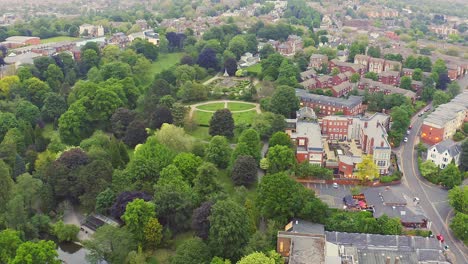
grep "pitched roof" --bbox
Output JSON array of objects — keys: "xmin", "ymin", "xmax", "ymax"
[
  {"xmin": 296, "ymin": 89, "xmax": 363, "ymax": 108},
  {"xmin": 432, "ymin": 139, "xmax": 462, "ymax": 157}
]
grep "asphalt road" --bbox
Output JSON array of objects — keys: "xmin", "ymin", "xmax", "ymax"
[{"xmin": 399, "ymin": 107, "xmax": 468, "ymax": 264}]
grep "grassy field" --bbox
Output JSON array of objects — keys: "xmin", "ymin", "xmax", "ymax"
[
  {"xmin": 193, "ymin": 109, "xmax": 257, "ymax": 126},
  {"xmin": 192, "ymin": 111, "xmax": 213, "ymax": 126},
  {"xmin": 245, "ymin": 63, "xmax": 261, "ymax": 74},
  {"xmin": 40, "ymin": 36, "xmax": 80, "ymax": 44},
  {"xmin": 227, "ymin": 102, "xmax": 256, "ymax": 111},
  {"xmin": 149, "ymin": 52, "xmax": 184, "ymax": 75},
  {"xmin": 187, "ymin": 126, "xmax": 212, "ymax": 141},
  {"xmin": 196, "ymin": 103, "xmax": 225, "ymax": 111}
]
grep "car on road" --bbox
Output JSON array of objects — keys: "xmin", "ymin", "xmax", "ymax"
[
  {"xmin": 418, "ymin": 113, "xmax": 423, "ymax": 117},
  {"xmin": 408, "ymin": 125, "xmax": 412, "ymax": 130},
  {"xmin": 403, "ymin": 137, "xmax": 408, "ymax": 143},
  {"xmin": 424, "ymin": 108, "xmax": 431, "ymax": 112},
  {"xmin": 332, "ymin": 182, "xmax": 338, "ymax": 189},
  {"xmin": 407, "ymin": 130, "xmax": 410, "ymax": 135}
]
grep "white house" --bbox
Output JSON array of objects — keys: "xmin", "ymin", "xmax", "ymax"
[{"xmin": 426, "ymin": 139, "xmax": 462, "ymax": 169}]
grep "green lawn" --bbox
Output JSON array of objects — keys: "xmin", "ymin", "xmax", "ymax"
[
  {"xmin": 40, "ymin": 36, "xmax": 80, "ymax": 44},
  {"xmin": 192, "ymin": 111, "xmax": 213, "ymax": 126},
  {"xmin": 196, "ymin": 103, "xmax": 226, "ymax": 111},
  {"xmin": 150, "ymin": 52, "xmax": 184, "ymax": 75},
  {"xmin": 245, "ymin": 63, "xmax": 261, "ymax": 74},
  {"xmin": 187, "ymin": 126, "xmax": 212, "ymax": 141},
  {"xmin": 232, "ymin": 110, "xmax": 257, "ymax": 125},
  {"xmin": 227, "ymin": 102, "xmax": 256, "ymax": 111}
]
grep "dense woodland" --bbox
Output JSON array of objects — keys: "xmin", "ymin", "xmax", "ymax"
[{"xmin": 0, "ymin": 0, "xmax": 467, "ymax": 262}]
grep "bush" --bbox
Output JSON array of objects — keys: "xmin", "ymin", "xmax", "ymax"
[
  {"xmin": 453, "ymin": 131, "xmax": 465, "ymax": 142},
  {"xmin": 53, "ymin": 221, "xmax": 80, "ymax": 242},
  {"xmin": 380, "ymin": 175, "xmax": 398, "ymax": 183}
]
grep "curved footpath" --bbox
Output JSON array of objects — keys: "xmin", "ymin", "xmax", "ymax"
[{"xmin": 189, "ymin": 100, "xmax": 261, "ymax": 119}]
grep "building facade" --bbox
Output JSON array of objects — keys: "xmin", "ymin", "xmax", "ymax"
[
  {"xmin": 426, "ymin": 139, "xmax": 462, "ymax": 169},
  {"xmin": 296, "ymin": 89, "xmax": 364, "ymax": 116}
]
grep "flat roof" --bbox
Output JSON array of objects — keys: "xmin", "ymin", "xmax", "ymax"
[{"xmin": 292, "ymin": 121, "xmax": 324, "ymax": 151}]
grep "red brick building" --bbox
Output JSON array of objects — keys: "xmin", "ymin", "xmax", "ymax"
[
  {"xmin": 309, "ymin": 54, "xmax": 328, "ymax": 69},
  {"xmin": 329, "ymin": 59, "xmax": 365, "ymax": 75},
  {"xmin": 378, "ymin": 70, "xmax": 400, "ymax": 86},
  {"xmin": 330, "ymin": 81, "xmax": 352, "ymax": 97},
  {"xmin": 296, "ymin": 89, "xmax": 364, "ymax": 116}
]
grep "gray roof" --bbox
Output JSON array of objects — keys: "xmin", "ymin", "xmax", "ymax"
[
  {"xmin": 432, "ymin": 139, "xmax": 462, "ymax": 156},
  {"xmin": 424, "ymin": 90, "xmax": 468, "ymax": 127},
  {"xmin": 295, "ymin": 89, "xmax": 363, "ymax": 108},
  {"xmin": 289, "ymin": 220, "xmax": 325, "ymax": 234}
]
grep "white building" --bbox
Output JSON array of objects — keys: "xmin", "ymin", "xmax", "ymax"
[
  {"xmin": 128, "ymin": 30, "xmax": 160, "ymax": 46},
  {"xmin": 79, "ymin": 24, "xmax": 105, "ymax": 38},
  {"xmin": 426, "ymin": 139, "xmax": 462, "ymax": 169}
]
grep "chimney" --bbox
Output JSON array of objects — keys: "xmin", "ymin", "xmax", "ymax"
[
  {"xmin": 385, "ymin": 257, "xmax": 391, "ymax": 264},
  {"xmin": 394, "ymin": 257, "xmax": 400, "ymax": 264}
]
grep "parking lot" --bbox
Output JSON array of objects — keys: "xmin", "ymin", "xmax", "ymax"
[{"xmin": 302, "ymin": 183, "xmax": 353, "ymax": 209}]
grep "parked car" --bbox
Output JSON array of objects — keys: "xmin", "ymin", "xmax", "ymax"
[
  {"xmin": 418, "ymin": 113, "xmax": 423, "ymax": 117},
  {"xmin": 403, "ymin": 137, "xmax": 408, "ymax": 143},
  {"xmin": 408, "ymin": 125, "xmax": 412, "ymax": 130},
  {"xmin": 333, "ymin": 182, "xmax": 339, "ymax": 189},
  {"xmin": 407, "ymin": 130, "xmax": 410, "ymax": 135}
]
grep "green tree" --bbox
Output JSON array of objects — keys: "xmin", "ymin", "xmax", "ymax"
[
  {"xmin": 0, "ymin": 160, "xmax": 14, "ymax": 211},
  {"xmin": 193, "ymin": 162, "xmax": 221, "ymax": 203},
  {"xmin": 252, "ymin": 112, "xmax": 286, "ymax": 140},
  {"xmin": 52, "ymin": 221, "xmax": 79, "ymax": 242},
  {"xmin": 364, "ymin": 72, "xmax": 379, "ymax": 81},
  {"xmin": 399, "ymin": 76, "xmax": 412, "ymax": 90},
  {"xmin": 206, "ymin": 136, "xmax": 232, "ymax": 169},
  {"xmin": 144, "ymin": 217, "xmax": 163, "ymax": 249},
  {"xmin": 10, "ymin": 240, "xmax": 60, "ymax": 264},
  {"xmin": 376, "ymin": 215, "xmax": 402, "ymax": 235},
  {"xmin": 450, "ymin": 213, "xmax": 468, "ymax": 245},
  {"xmin": 439, "ymin": 163, "xmax": 462, "ymax": 189},
  {"xmin": 0, "ymin": 229, "xmax": 22, "ymax": 263},
  {"xmin": 412, "ymin": 68, "xmax": 423, "ymax": 81},
  {"xmin": 266, "ymin": 145, "xmax": 296, "ymax": 173},
  {"xmin": 447, "ymin": 82, "xmax": 460, "ymax": 98},
  {"xmin": 367, "ymin": 46, "xmax": 381, "ymax": 58},
  {"xmin": 432, "ymin": 90, "xmax": 450, "ymax": 107},
  {"xmin": 270, "ymin": 85, "xmax": 299, "ymax": 118},
  {"xmin": 461, "ymin": 140, "xmax": 468, "ymax": 172},
  {"xmin": 232, "ymin": 155, "xmax": 258, "ymax": 187},
  {"xmin": 84, "ymin": 225, "xmax": 136, "ymax": 264},
  {"xmin": 45, "ymin": 64, "xmax": 64, "ymax": 92},
  {"xmin": 156, "ymin": 123, "xmax": 194, "ymax": 153},
  {"xmin": 269, "ymin": 132, "xmax": 292, "ymax": 148},
  {"xmin": 350, "ymin": 73, "xmax": 360, "ymax": 83},
  {"xmin": 209, "ymin": 109, "xmax": 235, "ymax": 138},
  {"xmin": 122, "ymin": 198, "xmax": 156, "ymax": 243},
  {"xmin": 209, "ymin": 200, "xmax": 250, "ymax": 261},
  {"xmin": 448, "ymin": 186, "xmax": 467, "ymax": 214},
  {"xmin": 420, "ymin": 160, "xmax": 439, "ymax": 180},
  {"xmin": 228, "ymin": 35, "xmax": 247, "ymax": 59},
  {"xmin": 171, "ymin": 238, "xmax": 212, "ymax": 264},
  {"xmin": 276, "ymin": 59, "xmax": 299, "ymax": 87},
  {"xmin": 58, "ymin": 97, "xmax": 92, "ymax": 145},
  {"xmin": 173, "ymin": 152, "xmax": 203, "ymax": 184},
  {"xmin": 41, "ymin": 93, "xmax": 67, "ymax": 122},
  {"xmin": 15, "ymin": 100, "xmax": 40, "ymax": 126},
  {"xmin": 236, "ymin": 129, "xmax": 261, "ymax": 161},
  {"xmin": 356, "ymin": 155, "xmax": 379, "ymax": 181}
]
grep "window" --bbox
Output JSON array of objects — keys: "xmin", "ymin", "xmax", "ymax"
[
  {"xmin": 443, "ymin": 158, "xmax": 448, "ymax": 162},
  {"xmin": 377, "ymin": 161, "xmax": 386, "ymax": 167},
  {"xmin": 431, "ymin": 154, "xmax": 436, "ymax": 158}
]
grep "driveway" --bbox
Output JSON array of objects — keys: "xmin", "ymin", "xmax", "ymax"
[{"xmin": 304, "ymin": 183, "xmax": 352, "ymax": 209}]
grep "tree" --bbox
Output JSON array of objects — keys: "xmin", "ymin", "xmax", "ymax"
[
  {"xmin": 376, "ymin": 215, "xmax": 402, "ymax": 235},
  {"xmin": 448, "ymin": 186, "xmax": 467, "ymax": 214},
  {"xmin": 95, "ymin": 188, "xmax": 115, "ymax": 214},
  {"xmin": 41, "ymin": 93, "xmax": 67, "ymax": 122},
  {"xmin": 110, "ymin": 108, "xmax": 135, "ymax": 139},
  {"xmin": 173, "ymin": 152, "xmax": 203, "ymax": 184},
  {"xmin": 197, "ymin": 48, "xmax": 219, "ymax": 70},
  {"xmin": 84, "ymin": 225, "xmax": 136, "ymax": 264},
  {"xmin": 450, "ymin": 213, "xmax": 468, "ymax": 244},
  {"xmin": 122, "ymin": 198, "xmax": 156, "ymax": 243},
  {"xmin": 155, "ymin": 123, "xmax": 193, "ymax": 153},
  {"xmin": 367, "ymin": 46, "xmax": 381, "ymax": 58},
  {"xmin": 399, "ymin": 76, "xmax": 412, "ymax": 90},
  {"xmin": 348, "ymin": 41, "xmax": 366, "ymax": 62},
  {"xmin": 252, "ymin": 112, "xmax": 286, "ymax": 140},
  {"xmin": 10, "ymin": 240, "xmax": 60, "ymax": 264},
  {"xmin": 123, "ymin": 119, "xmax": 148, "ymax": 147},
  {"xmin": 270, "ymin": 85, "xmax": 299, "ymax": 118},
  {"xmin": 259, "ymin": 44, "xmax": 275, "ymax": 59},
  {"xmin": 0, "ymin": 229, "xmax": 22, "ymax": 263},
  {"xmin": 350, "ymin": 73, "xmax": 360, "ymax": 83},
  {"xmin": 0, "ymin": 160, "xmax": 14, "ymax": 211},
  {"xmin": 460, "ymin": 140, "xmax": 468, "ymax": 172},
  {"xmin": 224, "ymin": 58, "xmax": 238, "ymax": 76},
  {"xmin": 79, "ymin": 49, "xmax": 99, "ymax": 74},
  {"xmin": 276, "ymin": 60, "xmax": 299, "ymax": 87},
  {"xmin": 58, "ymin": 98, "xmax": 92, "ymax": 145},
  {"xmin": 228, "ymin": 35, "xmax": 247, "ymax": 59},
  {"xmin": 432, "ymin": 90, "xmax": 450, "ymax": 107},
  {"xmin": 154, "ymin": 171, "xmax": 194, "ymax": 232},
  {"xmin": 266, "ymin": 145, "xmax": 296, "ymax": 173},
  {"xmin": 447, "ymin": 82, "xmax": 460, "ymax": 98},
  {"xmin": 294, "ymin": 161, "xmax": 333, "ymax": 179},
  {"xmin": 45, "ymin": 64, "xmax": 64, "ymax": 92},
  {"xmin": 149, "ymin": 106, "xmax": 173, "ymax": 129},
  {"xmin": 269, "ymin": 132, "xmax": 292, "ymax": 148},
  {"xmin": 52, "ymin": 221, "xmax": 79, "ymax": 242},
  {"xmin": 144, "ymin": 217, "xmax": 163, "ymax": 249},
  {"xmin": 171, "ymin": 238, "xmax": 212, "ymax": 264},
  {"xmin": 209, "ymin": 109, "xmax": 235, "ymax": 138},
  {"xmin": 420, "ymin": 160, "xmax": 439, "ymax": 180},
  {"xmin": 15, "ymin": 100, "xmax": 40, "ymax": 126},
  {"xmin": 356, "ymin": 155, "xmax": 379, "ymax": 181},
  {"xmin": 205, "ymin": 136, "xmax": 232, "ymax": 169},
  {"xmin": 237, "ymin": 251, "xmax": 281, "ymax": 264},
  {"xmin": 236, "ymin": 129, "xmax": 261, "ymax": 161},
  {"xmin": 193, "ymin": 162, "xmax": 221, "ymax": 203},
  {"xmin": 110, "ymin": 191, "xmax": 153, "ymax": 220},
  {"xmin": 0, "ymin": 112, "xmax": 18, "ymax": 142},
  {"xmin": 177, "ymin": 81, "xmax": 209, "ymax": 102},
  {"xmin": 256, "ymin": 172, "xmax": 313, "ymax": 223},
  {"xmin": 209, "ymin": 200, "xmax": 250, "ymax": 261},
  {"xmin": 412, "ymin": 68, "xmax": 423, "ymax": 81},
  {"xmin": 192, "ymin": 201, "xmax": 213, "ymax": 240},
  {"xmin": 439, "ymin": 163, "xmax": 462, "ymax": 189},
  {"xmin": 364, "ymin": 72, "xmax": 379, "ymax": 81},
  {"xmin": 129, "ymin": 38, "xmax": 158, "ymax": 61},
  {"xmin": 232, "ymin": 156, "xmax": 258, "ymax": 187}
]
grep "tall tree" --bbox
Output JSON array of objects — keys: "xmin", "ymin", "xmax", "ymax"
[
  {"xmin": 448, "ymin": 186, "xmax": 467, "ymax": 214},
  {"xmin": 0, "ymin": 160, "xmax": 14, "ymax": 211},
  {"xmin": 171, "ymin": 238, "xmax": 212, "ymax": 264},
  {"xmin": 209, "ymin": 200, "xmax": 250, "ymax": 261},
  {"xmin": 266, "ymin": 145, "xmax": 296, "ymax": 173},
  {"xmin": 356, "ymin": 155, "xmax": 379, "ymax": 181},
  {"xmin": 231, "ymin": 155, "xmax": 258, "ymax": 187},
  {"xmin": 193, "ymin": 162, "xmax": 221, "ymax": 203},
  {"xmin": 269, "ymin": 85, "xmax": 299, "ymax": 118},
  {"xmin": 209, "ymin": 109, "xmax": 235, "ymax": 138},
  {"xmin": 399, "ymin": 76, "xmax": 412, "ymax": 90},
  {"xmin": 450, "ymin": 213, "xmax": 468, "ymax": 244},
  {"xmin": 10, "ymin": 240, "xmax": 60, "ymax": 264},
  {"xmin": 432, "ymin": 90, "xmax": 450, "ymax": 107},
  {"xmin": 205, "ymin": 136, "xmax": 232, "ymax": 169},
  {"xmin": 122, "ymin": 198, "xmax": 156, "ymax": 243},
  {"xmin": 192, "ymin": 201, "xmax": 213, "ymax": 240},
  {"xmin": 197, "ymin": 48, "xmax": 219, "ymax": 70},
  {"xmin": 143, "ymin": 217, "xmax": 163, "ymax": 249},
  {"xmin": 0, "ymin": 229, "xmax": 22, "ymax": 264}
]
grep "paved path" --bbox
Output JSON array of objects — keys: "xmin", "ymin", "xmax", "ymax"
[
  {"xmin": 189, "ymin": 100, "xmax": 261, "ymax": 119},
  {"xmin": 202, "ymin": 74, "xmax": 221, "ymax": 85},
  {"xmin": 398, "ymin": 105, "xmax": 467, "ymax": 264}
]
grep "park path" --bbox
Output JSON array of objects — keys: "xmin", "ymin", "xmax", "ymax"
[{"xmin": 189, "ymin": 100, "xmax": 261, "ymax": 119}]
